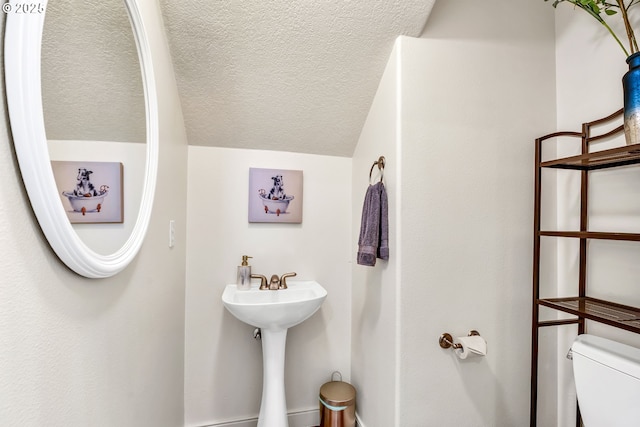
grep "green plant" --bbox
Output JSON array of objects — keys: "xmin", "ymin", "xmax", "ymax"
[{"xmin": 547, "ymin": 0, "xmax": 640, "ymax": 57}]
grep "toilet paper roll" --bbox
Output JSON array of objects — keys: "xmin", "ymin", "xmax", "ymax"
[{"xmin": 454, "ymin": 335, "xmax": 487, "ymax": 360}]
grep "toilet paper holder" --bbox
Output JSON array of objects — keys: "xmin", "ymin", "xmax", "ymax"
[{"xmin": 439, "ymin": 330, "xmax": 481, "ymax": 349}]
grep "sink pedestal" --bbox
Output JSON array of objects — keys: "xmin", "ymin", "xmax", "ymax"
[
  {"xmin": 221, "ymin": 281, "xmax": 327, "ymax": 427},
  {"xmin": 258, "ymin": 329, "xmax": 288, "ymax": 427}
]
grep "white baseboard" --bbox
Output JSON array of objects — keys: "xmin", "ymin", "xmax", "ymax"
[
  {"xmin": 197, "ymin": 409, "xmax": 319, "ymax": 427},
  {"xmin": 196, "ymin": 408, "xmax": 367, "ymax": 427}
]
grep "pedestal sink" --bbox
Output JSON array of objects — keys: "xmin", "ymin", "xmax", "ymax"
[{"xmin": 221, "ymin": 280, "xmax": 327, "ymax": 427}]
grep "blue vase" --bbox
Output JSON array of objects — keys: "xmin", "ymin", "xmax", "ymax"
[{"xmin": 623, "ymin": 52, "xmax": 640, "ymax": 145}]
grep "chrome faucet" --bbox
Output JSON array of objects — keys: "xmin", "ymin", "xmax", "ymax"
[{"xmin": 251, "ymin": 272, "xmax": 297, "ymax": 290}]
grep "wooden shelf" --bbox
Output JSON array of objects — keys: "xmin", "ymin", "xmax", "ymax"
[
  {"xmin": 539, "ymin": 231, "xmax": 640, "ymax": 241},
  {"xmin": 541, "ymin": 142, "xmax": 640, "ymax": 171},
  {"xmin": 538, "ymin": 297, "xmax": 640, "ymax": 334}
]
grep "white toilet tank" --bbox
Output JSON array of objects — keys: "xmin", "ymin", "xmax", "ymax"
[{"xmin": 572, "ymin": 334, "xmax": 640, "ymax": 427}]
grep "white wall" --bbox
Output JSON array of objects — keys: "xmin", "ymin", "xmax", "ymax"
[
  {"xmin": 400, "ymin": 2, "xmax": 555, "ymax": 423},
  {"xmin": 554, "ymin": 5, "xmax": 640, "ymax": 427},
  {"xmin": 184, "ymin": 147, "xmax": 352, "ymax": 426},
  {"xmin": 350, "ymin": 41, "xmax": 400, "ymax": 427},
  {"xmin": 0, "ymin": 0, "xmax": 189, "ymax": 425},
  {"xmin": 351, "ymin": 1, "xmax": 557, "ymax": 425}
]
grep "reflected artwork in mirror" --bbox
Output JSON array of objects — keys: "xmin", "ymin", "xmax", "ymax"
[
  {"xmin": 42, "ymin": 0, "xmax": 145, "ymax": 256},
  {"xmin": 4, "ymin": 0, "xmax": 159, "ymax": 278}
]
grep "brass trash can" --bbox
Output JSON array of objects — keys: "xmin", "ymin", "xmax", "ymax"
[{"xmin": 319, "ymin": 375, "xmax": 356, "ymax": 427}]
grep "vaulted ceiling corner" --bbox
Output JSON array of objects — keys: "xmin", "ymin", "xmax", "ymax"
[{"xmin": 159, "ymin": 0, "xmax": 436, "ymax": 157}]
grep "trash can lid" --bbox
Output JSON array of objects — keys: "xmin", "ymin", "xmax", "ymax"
[{"xmin": 320, "ymin": 381, "xmax": 356, "ymax": 407}]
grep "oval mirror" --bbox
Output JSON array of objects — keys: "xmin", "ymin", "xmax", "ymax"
[
  {"xmin": 42, "ymin": 0, "xmax": 146, "ymax": 257},
  {"xmin": 4, "ymin": 0, "xmax": 159, "ymax": 278}
]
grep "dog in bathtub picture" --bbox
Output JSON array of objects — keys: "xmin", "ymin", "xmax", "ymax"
[
  {"xmin": 266, "ymin": 175, "xmax": 286, "ymax": 201},
  {"xmin": 249, "ymin": 168, "xmax": 303, "ymax": 223},
  {"xmin": 71, "ymin": 168, "xmax": 102, "ymax": 197},
  {"xmin": 51, "ymin": 161, "xmax": 124, "ymax": 224}
]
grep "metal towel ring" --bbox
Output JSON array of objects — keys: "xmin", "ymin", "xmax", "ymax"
[{"xmin": 369, "ymin": 156, "xmax": 385, "ymax": 184}]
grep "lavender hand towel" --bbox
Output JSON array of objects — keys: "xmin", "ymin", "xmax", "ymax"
[{"xmin": 357, "ymin": 181, "xmax": 389, "ymax": 266}]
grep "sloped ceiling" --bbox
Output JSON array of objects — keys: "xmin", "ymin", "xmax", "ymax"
[
  {"xmin": 42, "ymin": 0, "xmax": 145, "ymax": 143},
  {"xmin": 160, "ymin": 0, "xmax": 436, "ymax": 157},
  {"xmin": 40, "ymin": 1, "xmax": 436, "ymax": 157}
]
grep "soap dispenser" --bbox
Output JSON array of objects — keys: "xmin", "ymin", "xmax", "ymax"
[{"xmin": 236, "ymin": 255, "xmax": 252, "ymax": 290}]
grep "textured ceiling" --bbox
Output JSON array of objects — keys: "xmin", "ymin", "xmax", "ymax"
[
  {"xmin": 41, "ymin": 0, "xmax": 145, "ymax": 143},
  {"xmin": 40, "ymin": 1, "xmax": 435, "ymax": 157},
  {"xmin": 160, "ymin": 0, "xmax": 436, "ymax": 157}
]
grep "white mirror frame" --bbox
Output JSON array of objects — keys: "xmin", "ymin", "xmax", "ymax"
[{"xmin": 4, "ymin": 0, "xmax": 159, "ymax": 278}]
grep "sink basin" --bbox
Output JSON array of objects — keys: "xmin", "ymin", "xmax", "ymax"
[
  {"xmin": 222, "ymin": 280, "xmax": 327, "ymax": 330},
  {"xmin": 221, "ymin": 280, "xmax": 327, "ymax": 427}
]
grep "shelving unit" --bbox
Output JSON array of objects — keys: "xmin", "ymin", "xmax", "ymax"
[{"xmin": 530, "ymin": 109, "xmax": 640, "ymax": 426}]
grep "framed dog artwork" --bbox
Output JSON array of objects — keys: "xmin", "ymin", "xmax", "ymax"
[
  {"xmin": 51, "ymin": 160, "xmax": 124, "ymax": 224},
  {"xmin": 248, "ymin": 168, "xmax": 303, "ymax": 223}
]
